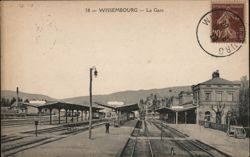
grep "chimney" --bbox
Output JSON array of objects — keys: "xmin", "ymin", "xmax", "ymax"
[{"xmin": 212, "ymin": 70, "xmax": 220, "ymax": 78}]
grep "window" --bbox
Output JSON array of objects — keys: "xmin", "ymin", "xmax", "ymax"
[
  {"xmin": 227, "ymin": 93, "xmax": 234, "ymax": 101},
  {"xmin": 216, "ymin": 92, "xmax": 222, "ymax": 101},
  {"xmin": 205, "ymin": 92, "xmax": 211, "ymax": 101}
]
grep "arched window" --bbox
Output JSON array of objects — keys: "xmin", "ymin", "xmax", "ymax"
[{"xmin": 205, "ymin": 111, "xmax": 211, "ymax": 121}]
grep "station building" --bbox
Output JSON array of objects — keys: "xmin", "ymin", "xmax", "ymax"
[
  {"xmin": 192, "ymin": 70, "xmax": 240, "ymax": 125},
  {"xmin": 156, "ymin": 91, "xmax": 196, "ymax": 124}
]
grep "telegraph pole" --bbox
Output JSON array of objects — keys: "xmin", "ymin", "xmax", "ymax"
[
  {"xmin": 89, "ymin": 68, "xmax": 93, "ymax": 139},
  {"xmin": 161, "ymin": 119, "xmax": 163, "ymax": 141},
  {"xmin": 16, "ymin": 87, "xmax": 19, "ymax": 112},
  {"xmin": 185, "ymin": 112, "xmax": 187, "ymax": 127},
  {"xmin": 89, "ymin": 67, "xmax": 98, "ymax": 139}
]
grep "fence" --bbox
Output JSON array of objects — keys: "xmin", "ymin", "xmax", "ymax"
[
  {"xmin": 199, "ymin": 120, "xmax": 228, "ymax": 132},
  {"xmin": 199, "ymin": 120, "xmax": 250, "ymax": 137}
]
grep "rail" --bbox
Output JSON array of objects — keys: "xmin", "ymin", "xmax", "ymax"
[
  {"xmin": 144, "ymin": 120, "xmax": 154, "ymax": 157},
  {"xmin": 173, "ymin": 140, "xmax": 196, "ymax": 157},
  {"xmin": 131, "ymin": 136, "xmax": 137, "ymax": 157}
]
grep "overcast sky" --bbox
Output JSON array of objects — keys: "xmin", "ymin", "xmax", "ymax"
[{"xmin": 1, "ymin": 1, "xmax": 249, "ymax": 99}]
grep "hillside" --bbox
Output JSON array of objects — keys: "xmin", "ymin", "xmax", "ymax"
[
  {"xmin": 1, "ymin": 79, "xmax": 241, "ymax": 105},
  {"xmin": 62, "ymin": 80, "xmax": 242, "ymax": 104},
  {"xmin": 62, "ymin": 86, "xmax": 192, "ymax": 104},
  {"xmin": 1, "ymin": 90, "xmax": 57, "ymax": 101}
]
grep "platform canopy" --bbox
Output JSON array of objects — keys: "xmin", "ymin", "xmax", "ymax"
[
  {"xmin": 37, "ymin": 101, "xmax": 102, "ymax": 111},
  {"xmin": 155, "ymin": 106, "xmax": 197, "ymax": 113},
  {"xmin": 95, "ymin": 102, "xmax": 139, "ymax": 112}
]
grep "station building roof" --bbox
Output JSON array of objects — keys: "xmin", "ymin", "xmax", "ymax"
[
  {"xmin": 200, "ymin": 77, "xmax": 237, "ymax": 85},
  {"xmin": 95, "ymin": 102, "xmax": 139, "ymax": 112},
  {"xmin": 37, "ymin": 101, "xmax": 102, "ymax": 111},
  {"xmin": 155, "ymin": 105, "xmax": 197, "ymax": 113},
  {"xmin": 193, "ymin": 72, "xmax": 240, "ymax": 88}
]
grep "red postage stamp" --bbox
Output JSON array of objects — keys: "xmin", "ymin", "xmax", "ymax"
[{"xmin": 211, "ymin": 4, "xmax": 245, "ymax": 42}]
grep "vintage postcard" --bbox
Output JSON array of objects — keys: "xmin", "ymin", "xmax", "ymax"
[{"xmin": 1, "ymin": 1, "xmax": 249, "ymax": 157}]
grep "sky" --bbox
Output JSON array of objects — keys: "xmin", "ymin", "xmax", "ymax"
[{"xmin": 1, "ymin": 1, "xmax": 249, "ymax": 99}]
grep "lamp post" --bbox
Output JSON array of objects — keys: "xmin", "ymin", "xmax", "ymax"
[
  {"xmin": 89, "ymin": 66, "xmax": 98, "ymax": 139},
  {"xmin": 161, "ymin": 119, "xmax": 163, "ymax": 141},
  {"xmin": 185, "ymin": 112, "xmax": 187, "ymax": 127},
  {"xmin": 16, "ymin": 87, "xmax": 19, "ymax": 112},
  {"xmin": 198, "ymin": 111, "xmax": 202, "ymax": 136},
  {"xmin": 227, "ymin": 111, "xmax": 232, "ymax": 134}
]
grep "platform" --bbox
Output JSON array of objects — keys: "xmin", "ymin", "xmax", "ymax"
[
  {"xmin": 14, "ymin": 120, "xmax": 137, "ymax": 157},
  {"xmin": 168, "ymin": 123, "xmax": 249, "ymax": 157}
]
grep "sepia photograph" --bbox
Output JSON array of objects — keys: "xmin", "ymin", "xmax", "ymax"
[{"xmin": 1, "ymin": 1, "xmax": 249, "ymax": 157}]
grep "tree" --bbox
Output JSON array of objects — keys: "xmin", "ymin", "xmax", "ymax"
[
  {"xmin": 6, "ymin": 99, "xmax": 10, "ymax": 106},
  {"xmin": 10, "ymin": 97, "xmax": 16, "ymax": 105},
  {"xmin": 210, "ymin": 103, "xmax": 225, "ymax": 124},
  {"xmin": 1, "ymin": 98, "xmax": 6, "ymax": 106},
  {"xmin": 238, "ymin": 76, "xmax": 249, "ymax": 127},
  {"xmin": 18, "ymin": 98, "xmax": 23, "ymax": 102}
]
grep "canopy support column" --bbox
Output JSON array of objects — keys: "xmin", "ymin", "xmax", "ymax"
[
  {"xmin": 81, "ymin": 110, "xmax": 83, "ymax": 121},
  {"xmin": 71, "ymin": 110, "xmax": 74, "ymax": 122},
  {"xmin": 58, "ymin": 109, "xmax": 61, "ymax": 124},
  {"xmin": 49, "ymin": 108, "xmax": 52, "ymax": 125},
  {"xmin": 77, "ymin": 110, "xmax": 79, "ymax": 122},
  {"xmin": 176, "ymin": 112, "xmax": 178, "ymax": 124},
  {"xmin": 65, "ymin": 109, "xmax": 68, "ymax": 123}
]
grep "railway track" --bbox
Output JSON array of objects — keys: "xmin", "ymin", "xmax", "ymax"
[
  {"xmin": 1, "ymin": 118, "xmax": 64, "ymax": 127},
  {"xmin": 21, "ymin": 119, "xmax": 106, "ymax": 135},
  {"xmin": 120, "ymin": 120, "xmax": 154, "ymax": 157},
  {"xmin": 172, "ymin": 139, "xmax": 231, "ymax": 157},
  {"xmin": 1, "ymin": 120, "xmax": 107, "ymax": 157},
  {"xmin": 122, "ymin": 119, "xmax": 231, "ymax": 157},
  {"xmin": 150, "ymin": 119, "xmax": 231, "ymax": 157},
  {"xmin": 1, "ymin": 116, "xmax": 85, "ymax": 127},
  {"xmin": 150, "ymin": 119, "xmax": 188, "ymax": 138}
]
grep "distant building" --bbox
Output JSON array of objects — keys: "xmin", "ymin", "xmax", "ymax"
[
  {"xmin": 192, "ymin": 70, "xmax": 240, "ymax": 125},
  {"xmin": 165, "ymin": 91, "xmax": 193, "ymax": 108},
  {"xmin": 9, "ymin": 99, "xmax": 47, "ymax": 115},
  {"xmin": 28, "ymin": 100, "xmax": 47, "ymax": 114},
  {"xmin": 156, "ymin": 91, "xmax": 196, "ymax": 124},
  {"xmin": 179, "ymin": 91, "xmax": 193, "ymax": 106},
  {"xmin": 170, "ymin": 97, "xmax": 180, "ymax": 106}
]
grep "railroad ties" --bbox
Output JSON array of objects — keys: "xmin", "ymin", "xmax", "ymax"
[
  {"xmin": 120, "ymin": 120, "xmax": 154, "ymax": 157},
  {"xmin": 1, "ymin": 119, "xmax": 107, "ymax": 156},
  {"xmin": 120, "ymin": 119, "xmax": 232, "ymax": 157}
]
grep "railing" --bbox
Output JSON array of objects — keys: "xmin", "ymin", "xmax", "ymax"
[
  {"xmin": 199, "ymin": 120, "xmax": 228, "ymax": 132},
  {"xmin": 199, "ymin": 120, "xmax": 250, "ymax": 137},
  {"xmin": 210, "ymin": 122, "xmax": 228, "ymax": 132}
]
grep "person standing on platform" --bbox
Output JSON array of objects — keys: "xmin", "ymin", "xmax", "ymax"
[{"xmin": 105, "ymin": 122, "xmax": 110, "ymax": 134}]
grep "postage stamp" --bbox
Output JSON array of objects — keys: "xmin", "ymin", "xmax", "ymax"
[
  {"xmin": 211, "ymin": 4, "xmax": 245, "ymax": 43},
  {"xmin": 196, "ymin": 3, "xmax": 245, "ymax": 57}
]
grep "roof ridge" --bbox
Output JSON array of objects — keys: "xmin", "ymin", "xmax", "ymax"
[{"xmin": 200, "ymin": 77, "xmax": 236, "ymax": 85}]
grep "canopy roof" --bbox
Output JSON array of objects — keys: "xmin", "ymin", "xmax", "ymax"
[
  {"xmin": 95, "ymin": 102, "xmax": 139, "ymax": 112},
  {"xmin": 37, "ymin": 101, "xmax": 102, "ymax": 111},
  {"xmin": 155, "ymin": 105, "xmax": 197, "ymax": 113},
  {"xmin": 116, "ymin": 103, "xmax": 139, "ymax": 112}
]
